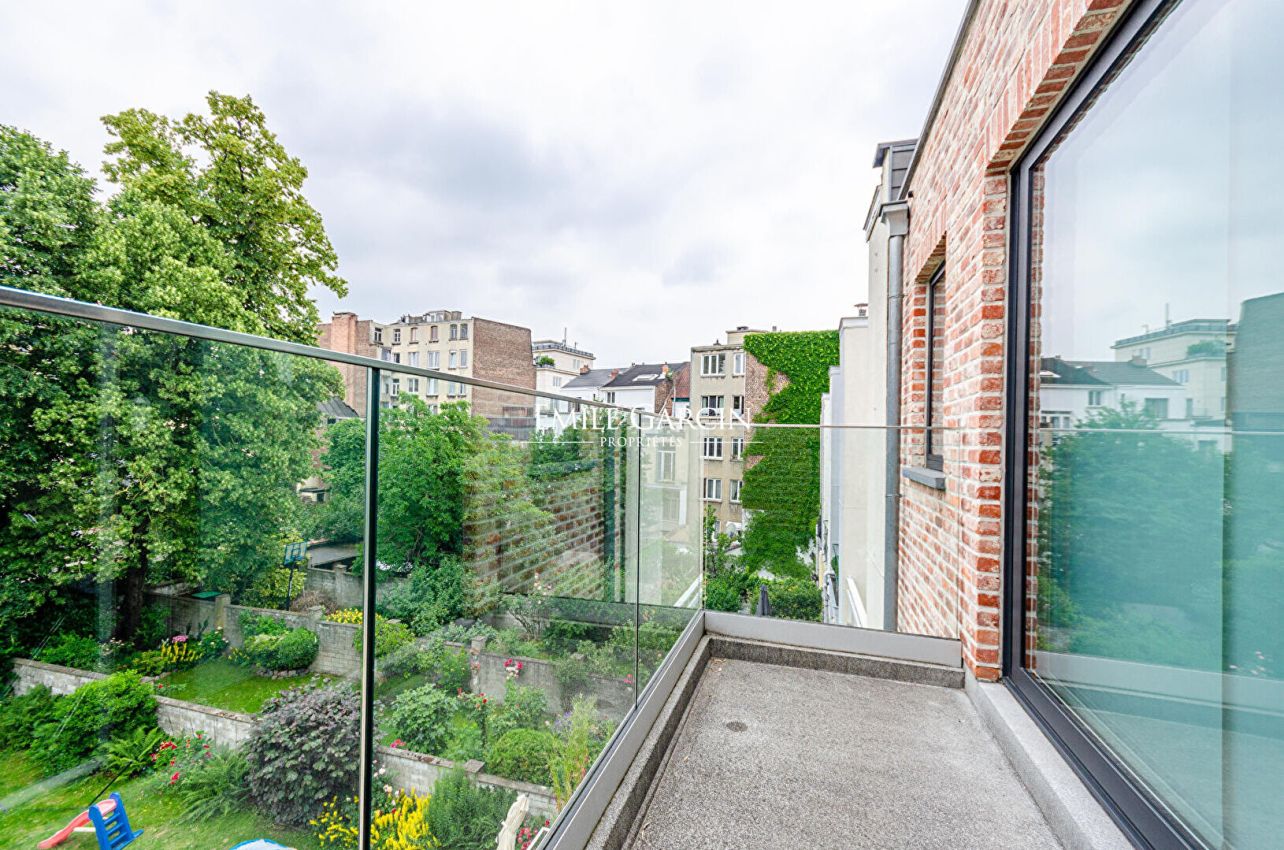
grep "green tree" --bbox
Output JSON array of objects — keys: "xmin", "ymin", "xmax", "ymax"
[{"xmin": 0, "ymin": 94, "xmax": 346, "ymax": 643}]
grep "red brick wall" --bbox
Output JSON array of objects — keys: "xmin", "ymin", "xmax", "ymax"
[
  {"xmin": 471, "ymin": 318, "xmax": 537, "ymax": 428},
  {"xmin": 316, "ymin": 312, "xmax": 378, "ymax": 412},
  {"xmin": 898, "ymin": 0, "xmax": 1134, "ymax": 681}
]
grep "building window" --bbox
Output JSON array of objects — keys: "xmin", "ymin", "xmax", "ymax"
[
  {"xmin": 406, "ymin": 377, "xmax": 419, "ymax": 393},
  {"xmin": 732, "ymin": 351, "xmax": 745, "ymax": 376},
  {"xmin": 410, "ymin": 327, "xmax": 418, "ymax": 343},
  {"xmin": 427, "ymin": 378, "xmax": 438, "ymax": 396},
  {"xmin": 1009, "ymin": 4, "xmax": 1276, "ymax": 847},
  {"xmin": 732, "ymin": 395, "xmax": 744, "ymax": 415},
  {"xmin": 730, "ymin": 479, "xmax": 742, "ymax": 503},
  {"xmin": 702, "ymin": 436, "xmax": 723, "ymax": 459},
  {"xmin": 427, "ymin": 351, "xmax": 440, "ymax": 369},
  {"xmin": 392, "ymin": 352, "xmax": 401, "ymax": 364},
  {"xmin": 925, "ymin": 264, "xmax": 945, "ymax": 470},
  {"xmin": 449, "ymin": 351, "xmax": 458, "ymax": 369},
  {"xmin": 407, "ymin": 351, "xmax": 419, "ymax": 367},
  {"xmin": 459, "ymin": 350, "xmax": 469, "ymax": 369},
  {"xmin": 701, "ymin": 353, "xmax": 726, "ymax": 376},
  {"xmin": 389, "ymin": 378, "xmax": 400, "ymax": 397},
  {"xmin": 392, "ymin": 328, "xmax": 401, "ymax": 344},
  {"xmin": 380, "ymin": 349, "xmax": 391, "ymax": 362},
  {"xmin": 1087, "ymin": 389, "xmax": 1104, "ymax": 406},
  {"xmin": 657, "ymin": 447, "xmax": 676, "ymax": 483},
  {"xmin": 605, "ymin": 391, "xmax": 616, "ymax": 405},
  {"xmin": 450, "ymin": 324, "xmax": 459, "ymax": 341},
  {"xmin": 552, "ymin": 376, "xmax": 562, "ymax": 387},
  {"xmin": 700, "ymin": 395, "xmax": 724, "ymax": 416},
  {"xmin": 702, "ymin": 477, "xmax": 722, "ymax": 501},
  {"xmin": 374, "ymin": 328, "xmax": 383, "ymax": 344},
  {"xmin": 459, "ymin": 324, "xmax": 469, "ymax": 340},
  {"xmin": 662, "ymin": 490, "xmax": 681, "ymax": 524},
  {"xmin": 731, "ymin": 437, "xmax": 745, "ymax": 460},
  {"xmin": 430, "ymin": 325, "xmax": 439, "ymax": 342}
]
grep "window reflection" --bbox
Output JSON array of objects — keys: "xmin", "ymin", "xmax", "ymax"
[{"xmin": 1025, "ymin": 1, "xmax": 1284, "ymax": 846}]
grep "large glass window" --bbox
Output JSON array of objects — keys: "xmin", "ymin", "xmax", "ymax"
[{"xmin": 1018, "ymin": 2, "xmax": 1283, "ymax": 847}]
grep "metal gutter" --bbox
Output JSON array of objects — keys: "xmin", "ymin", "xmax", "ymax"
[
  {"xmin": 882, "ymin": 201, "xmax": 910, "ymax": 631},
  {"xmin": 897, "ymin": 0, "xmax": 982, "ymax": 200}
]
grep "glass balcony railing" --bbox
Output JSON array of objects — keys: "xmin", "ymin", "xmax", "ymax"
[
  {"xmin": 0, "ymin": 285, "xmax": 969, "ymax": 850},
  {"xmin": 0, "ymin": 289, "xmax": 705, "ymax": 850}
]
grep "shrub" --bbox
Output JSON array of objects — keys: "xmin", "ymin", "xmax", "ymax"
[
  {"xmin": 490, "ymin": 683, "xmax": 548, "ymax": 743},
  {"xmin": 425, "ymin": 769, "xmax": 516, "ymax": 850},
  {"xmin": 104, "ymin": 727, "xmax": 165, "ymax": 778},
  {"xmin": 703, "ymin": 574, "xmax": 742, "ymax": 612},
  {"xmin": 487, "ymin": 728, "xmax": 557, "ymax": 786},
  {"xmin": 170, "ymin": 749, "xmax": 250, "ymax": 822},
  {"xmin": 541, "ymin": 619, "xmax": 592, "ymax": 654},
  {"xmin": 246, "ymin": 683, "xmax": 361, "ymax": 826},
  {"xmin": 136, "ymin": 604, "xmax": 170, "ymax": 650},
  {"xmin": 241, "ymin": 566, "xmax": 300, "ymax": 610},
  {"xmin": 241, "ymin": 627, "xmax": 319, "ymax": 672},
  {"xmin": 766, "ymin": 577, "xmax": 822, "ymax": 621},
  {"xmin": 0, "ymin": 685, "xmax": 58, "ymax": 750},
  {"xmin": 384, "ymin": 684, "xmax": 455, "ymax": 755},
  {"xmin": 35, "ymin": 633, "xmax": 103, "ymax": 670},
  {"xmin": 326, "ymin": 608, "xmax": 363, "ymax": 624},
  {"xmin": 240, "ymin": 611, "xmax": 289, "ymax": 639},
  {"xmin": 379, "ymin": 557, "xmax": 473, "ymax": 635},
  {"xmin": 549, "ymin": 696, "xmax": 613, "ymax": 810},
  {"xmin": 345, "ymin": 612, "xmax": 414, "ymax": 658},
  {"xmin": 377, "ymin": 638, "xmax": 469, "ymax": 693},
  {"xmin": 30, "ymin": 671, "xmax": 157, "ymax": 775}
]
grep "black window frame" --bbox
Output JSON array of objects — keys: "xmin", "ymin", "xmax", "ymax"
[
  {"xmin": 924, "ymin": 264, "xmax": 945, "ymax": 471},
  {"xmin": 1002, "ymin": 1, "xmax": 1205, "ymax": 848}
]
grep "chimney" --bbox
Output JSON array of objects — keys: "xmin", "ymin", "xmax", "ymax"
[
  {"xmin": 661, "ymin": 364, "xmax": 670, "ymax": 378},
  {"xmin": 609, "ymin": 369, "xmax": 620, "ymax": 380},
  {"xmin": 579, "ymin": 364, "xmax": 590, "ymax": 374},
  {"xmin": 856, "ymin": 302, "xmax": 869, "ymax": 318},
  {"xmin": 1130, "ymin": 354, "xmax": 1148, "ymax": 366}
]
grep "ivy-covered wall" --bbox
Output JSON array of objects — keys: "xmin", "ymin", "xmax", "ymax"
[{"xmin": 740, "ymin": 331, "xmax": 840, "ymax": 576}]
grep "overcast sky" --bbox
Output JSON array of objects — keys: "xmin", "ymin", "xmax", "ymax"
[{"xmin": 2, "ymin": 1, "xmax": 962, "ymax": 365}]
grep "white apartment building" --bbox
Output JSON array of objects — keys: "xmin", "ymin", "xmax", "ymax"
[{"xmin": 532, "ymin": 338, "xmax": 595, "ymax": 430}]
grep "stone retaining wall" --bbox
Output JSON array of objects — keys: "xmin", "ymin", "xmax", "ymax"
[{"xmin": 11, "ymin": 659, "xmax": 555, "ymax": 814}]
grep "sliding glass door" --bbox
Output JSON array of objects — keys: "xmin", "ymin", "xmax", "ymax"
[{"xmin": 1008, "ymin": 1, "xmax": 1283, "ymax": 847}]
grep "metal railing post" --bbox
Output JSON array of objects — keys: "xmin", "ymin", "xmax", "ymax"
[{"xmin": 357, "ymin": 367, "xmax": 380, "ymax": 850}]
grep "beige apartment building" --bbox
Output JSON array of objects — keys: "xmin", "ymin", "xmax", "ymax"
[
  {"xmin": 317, "ymin": 310, "xmax": 537, "ymax": 434},
  {"xmin": 688, "ymin": 327, "xmax": 764, "ymax": 535}
]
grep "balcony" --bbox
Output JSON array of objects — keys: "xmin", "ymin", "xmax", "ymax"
[{"xmin": 0, "ymin": 287, "xmax": 1122, "ymax": 850}]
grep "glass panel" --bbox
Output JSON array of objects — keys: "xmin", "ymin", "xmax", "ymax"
[
  {"xmin": 367, "ymin": 384, "xmax": 632, "ymax": 835},
  {"xmin": 0, "ymin": 309, "xmax": 362, "ymax": 849},
  {"xmin": 633, "ymin": 416, "xmax": 701, "ymax": 691},
  {"xmin": 1026, "ymin": 2, "xmax": 1284, "ymax": 845}
]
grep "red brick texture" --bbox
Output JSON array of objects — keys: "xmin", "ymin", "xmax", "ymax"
[
  {"xmin": 316, "ymin": 312, "xmax": 379, "ymax": 412},
  {"xmin": 898, "ymin": 0, "xmax": 1132, "ymax": 681}
]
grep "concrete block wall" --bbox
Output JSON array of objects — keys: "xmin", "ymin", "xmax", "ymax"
[
  {"xmin": 896, "ymin": 0, "xmax": 1135, "ymax": 681},
  {"xmin": 475, "ymin": 651, "xmax": 634, "ymax": 715}
]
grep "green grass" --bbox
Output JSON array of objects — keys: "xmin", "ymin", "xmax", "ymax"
[
  {"xmin": 159, "ymin": 659, "xmax": 336, "ymax": 714},
  {"xmin": 0, "ymin": 753, "xmax": 321, "ymax": 850},
  {"xmin": 0, "ymin": 751, "xmax": 43, "ymax": 799}
]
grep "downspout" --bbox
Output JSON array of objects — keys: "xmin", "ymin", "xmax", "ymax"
[{"xmin": 882, "ymin": 201, "xmax": 909, "ymax": 631}]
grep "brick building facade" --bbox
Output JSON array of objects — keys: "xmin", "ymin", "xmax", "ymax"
[{"xmin": 894, "ymin": 0, "xmax": 1134, "ymax": 682}]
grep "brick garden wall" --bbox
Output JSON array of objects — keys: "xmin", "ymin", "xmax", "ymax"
[{"xmin": 897, "ymin": 0, "xmax": 1134, "ymax": 681}]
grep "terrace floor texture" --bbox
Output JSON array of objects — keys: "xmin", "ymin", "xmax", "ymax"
[{"xmin": 623, "ymin": 657, "xmax": 1062, "ymax": 850}]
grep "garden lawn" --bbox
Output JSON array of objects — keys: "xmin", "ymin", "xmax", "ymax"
[
  {"xmin": 0, "ymin": 751, "xmax": 42, "ymax": 799},
  {"xmin": 0, "ymin": 754, "xmax": 321, "ymax": 850},
  {"xmin": 160, "ymin": 659, "xmax": 336, "ymax": 714}
]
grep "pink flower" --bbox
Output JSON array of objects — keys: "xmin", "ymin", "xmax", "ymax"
[
  {"xmin": 392, "ymin": 739, "xmax": 404, "ymax": 749},
  {"xmin": 172, "ymin": 635, "xmax": 188, "ymax": 643},
  {"xmin": 169, "ymin": 771, "xmax": 180, "ymax": 784}
]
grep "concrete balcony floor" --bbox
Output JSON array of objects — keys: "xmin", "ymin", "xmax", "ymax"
[{"xmin": 611, "ymin": 650, "xmax": 1063, "ymax": 849}]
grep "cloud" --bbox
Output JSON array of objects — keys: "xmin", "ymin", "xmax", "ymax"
[{"xmin": 0, "ymin": 0, "xmax": 963, "ymax": 365}]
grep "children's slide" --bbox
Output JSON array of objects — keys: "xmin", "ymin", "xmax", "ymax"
[{"xmin": 38, "ymin": 798, "xmax": 117, "ymax": 849}]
